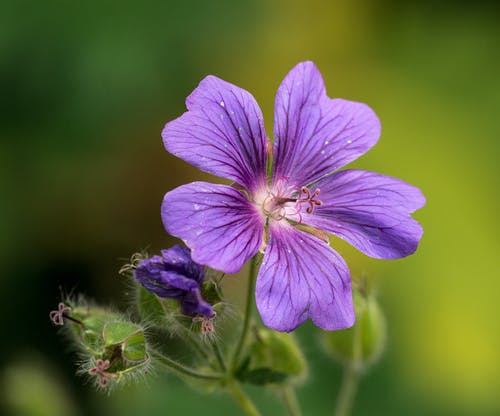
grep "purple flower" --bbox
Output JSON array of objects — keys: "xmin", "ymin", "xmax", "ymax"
[
  {"xmin": 134, "ymin": 245, "xmax": 215, "ymax": 318},
  {"xmin": 161, "ymin": 61, "xmax": 425, "ymax": 332}
]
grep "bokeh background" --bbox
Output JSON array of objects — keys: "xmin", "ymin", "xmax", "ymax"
[{"xmin": 1, "ymin": 0, "xmax": 499, "ymax": 415}]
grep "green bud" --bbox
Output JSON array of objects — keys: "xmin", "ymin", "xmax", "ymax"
[
  {"xmin": 321, "ymin": 289, "xmax": 386, "ymax": 368},
  {"xmin": 237, "ymin": 328, "xmax": 307, "ymax": 385},
  {"xmin": 57, "ymin": 301, "xmax": 150, "ymax": 389}
]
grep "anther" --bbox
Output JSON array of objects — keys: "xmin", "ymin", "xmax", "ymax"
[
  {"xmin": 296, "ymin": 187, "xmax": 323, "ymax": 214},
  {"xmin": 193, "ymin": 312, "xmax": 217, "ymax": 334}
]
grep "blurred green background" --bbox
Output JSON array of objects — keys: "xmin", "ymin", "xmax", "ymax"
[{"xmin": 1, "ymin": 0, "xmax": 499, "ymax": 415}]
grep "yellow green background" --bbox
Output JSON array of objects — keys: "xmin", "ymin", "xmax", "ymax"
[{"xmin": 1, "ymin": 1, "xmax": 499, "ymax": 415}]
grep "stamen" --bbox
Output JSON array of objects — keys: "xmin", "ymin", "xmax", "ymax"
[
  {"xmin": 49, "ymin": 303, "xmax": 72, "ymax": 326},
  {"xmin": 193, "ymin": 312, "xmax": 217, "ymax": 334},
  {"xmin": 259, "ymin": 184, "xmax": 323, "ymax": 222},
  {"xmin": 296, "ymin": 187, "xmax": 323, "ymax": 214}
]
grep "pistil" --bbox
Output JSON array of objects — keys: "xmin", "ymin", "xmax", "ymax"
[{"xmin": 259, "ymin": 186, "xmax": 323, "ymax": 222}]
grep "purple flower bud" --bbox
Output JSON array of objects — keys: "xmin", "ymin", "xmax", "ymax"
[{"xmin": 134, "ymin": 245, "xmax": 215, "ymax": 319}]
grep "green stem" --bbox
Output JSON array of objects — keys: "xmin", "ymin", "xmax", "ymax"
[
  {"xmin": 212, "ymin": 341, "xmax": 227, "ymax": 372},
  {"xmin": 157, "ymin": 300, "xmax": 212, "ymax": 364},
  {"xmin": 334, "ymin": 318, "xmax": 363, "ymax": 416},
  {"xmin": 334, "ymin": 362, "xmax": 360, "ymax": 416},
  {"xmin": 280, "ymin": 386, "xmax": 302, "ymax": 416},
  {"xmin": 230, "ymin": 255, "xmax": 259, "ymax": 372},
  {"xmin": 153, "ymin": 351, "xmax": 222, "ymax": 381},
  {"xmin": 229, "ymin": 381, "xmax": 261, "ymax": 416}
]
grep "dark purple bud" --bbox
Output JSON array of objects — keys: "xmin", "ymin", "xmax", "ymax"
[{"xmin": 134, "ymin": 245, "xmax": 215, "ymax": 319}]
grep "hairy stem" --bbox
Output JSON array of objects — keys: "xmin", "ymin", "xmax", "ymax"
[
  {"xmin": 334, "ymin": 362, "xmax": 360, "ymax": 416},
  {"xmin": 230, "ymin": 255, "xmax": 259, "ymax": 372},
  {"xmin": 179, "ymin": 324, "xmax": 212, "ymax": 362},
  {"xmin": 153, "ymin": 350, "xmax": 222, "ymax": 381},
  {"xmin": 157, "ymin": 298, "xmax": 213, "ymax": 366},
  {"xmin": 334, "ymin": 320, "xmax": 362, "ymax": 416},
  {"xmin": 280, "ymin": 386, "xmax": 302, "ymax": 416},
  {"xmin": 229, "ymin": 381, "xmax": 261, "ymax": 416},
  {"xmin": 212, "ymin": 341, "xmax": 227, "ymax": 372}
]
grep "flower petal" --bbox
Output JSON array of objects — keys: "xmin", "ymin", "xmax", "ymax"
[
  {"xmin": 161, "ymin": 245, "xmax": 205, "ymax": 285},
  {"xmin": 301, "ymin": 170, "xmax": 425, "ymax": 259},
  {"xmin": 162, "ymin": 182, "xmax": 264, "ymax": 273},
  {"xmin": 256, "ymin": 221, "xmax": 354, "ymax": 332},
  {"xmin": 273, "ymin": 61, "xmax": 380, "ymax": 188},
  {"xmin": 181, "ymin": 289, "xmax": 215, "ymax": 318},
  {"xmin": 135, "ymin": 261, "xmax": 184, "ymax": 299},
  {"xmin": 163, "ymin": 76, "xmax": 267, "ymax": 193},
  {"xmin": 160, "ymin": 271, "xmax": 199, "ymax": 291}
]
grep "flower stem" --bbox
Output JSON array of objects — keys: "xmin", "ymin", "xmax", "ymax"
[
  {"xmin": 182, "ymin": 326, "xmax": 212, "ymax": 361},
  {"xmin": 334, "ymin": 319, "xmax": 362, "ymax": 416},
  {"xmin": 230, "ymin": 255, "xmax": 259, "ymax": 372},
  {"xmin": 280, "ymin": 386, "xmax": 302, "ymax": 416},
  {"xmin": 152, "ymin": 350, "xmax": 222, "ymax": 381},
  {"xmin": 211, "ymin": 341, "xmax": 227, "ymax": 372},
  {"xmin": 334, "ymin": 362, "xmax": 360, "ymax": 416},
  {"xmin": 157, "ymin": 298, "xmax": 212, "ymax": 363},
  {"xmin": 229, "ymin": 381, "xmax": 261, "ymax": 416}
]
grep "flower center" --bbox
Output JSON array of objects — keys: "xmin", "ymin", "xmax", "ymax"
[{"xmin": 258, "ymin": 185, "xmax": 323, "ymax": 222}]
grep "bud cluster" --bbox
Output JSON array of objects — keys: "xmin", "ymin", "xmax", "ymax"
[{"xmin": 50, "ymin": 301, "xmax": 150, "ymax": 389}]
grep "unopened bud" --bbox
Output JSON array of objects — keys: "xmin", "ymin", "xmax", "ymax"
[
  {"xmin": 321, "ymin": 289, "xmax": 386, "ymax": 368},
  {"xmin": 237, "ymin": 328, "xmax": 307, "ymax": 385},
  {"xmin": 53, "ymin": 301, "xmax": 150, "ymax": 389},
  {"xmin": 133, "ymin": 246, "xmax": 216, "ymax": 326}
]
